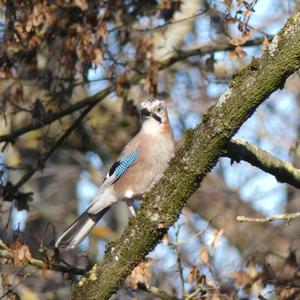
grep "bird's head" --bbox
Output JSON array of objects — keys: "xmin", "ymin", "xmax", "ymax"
[{"xmin": 140, "ymin": 99, "xmax": 169, "ymax": 125}]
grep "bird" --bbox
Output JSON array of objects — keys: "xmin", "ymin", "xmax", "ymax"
[{"xmin": 55, "ymin": 99, "xmax": 175, "ymax": 250}]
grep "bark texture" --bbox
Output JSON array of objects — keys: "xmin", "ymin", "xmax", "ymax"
[{"xmin": 73, "ymin": 14, "xmax": 300, "ymax": 300}]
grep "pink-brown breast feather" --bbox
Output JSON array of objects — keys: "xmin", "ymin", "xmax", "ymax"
[{"xmin": 112, "ymin": 123, "xmax": 174, "ymax": 199}]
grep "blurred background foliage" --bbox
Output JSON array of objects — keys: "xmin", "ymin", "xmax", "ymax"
[{"xmin": 1, "ymin": 0, "xmax": 300, "ymax": 299}]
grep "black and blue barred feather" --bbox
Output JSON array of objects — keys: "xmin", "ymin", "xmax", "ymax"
[{"xmin": 106, "ymin": 150, "xmax": 139, "ymax": 182}]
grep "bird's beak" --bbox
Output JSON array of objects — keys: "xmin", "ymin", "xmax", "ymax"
[{"xmin": 141, "ymin": 108, "xmax": 151, "ymax": 117}]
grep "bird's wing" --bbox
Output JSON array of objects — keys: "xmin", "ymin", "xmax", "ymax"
[
  {"xmin": 100, "ymin": 149, "xmax": 139, "ymax": 190},
  {"xmin": 87, "ymin": 149, "xmax": 139, "ymax": 214}
]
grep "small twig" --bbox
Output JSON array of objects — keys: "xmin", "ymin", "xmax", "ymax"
[
  {"xmin": 171, "ymin": 226, "xmax": 186, "ymax": 298},
  {"xmin": 184, "ymin": 284, "xmax": 208, "ymax": 300},
  {"xmin": 137, "ymin": 282, "xmax": 178, "ymax": 300},
  {"xmin": 236, "ymin": 212, "xmax": 300, "ymax": 223},
  {"xmin": 172, "ymin": 224, "xmax": 209, "ymax": 245}
]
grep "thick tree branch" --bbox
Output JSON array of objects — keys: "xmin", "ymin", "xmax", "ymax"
[
  {"xmin": 225, "ymin": 138, "xmax": 300, "ymax": 188},
  {"xmin": 73, "ymin": 14, "xmax": 300, "ymax": 300},
  {"xmin": 0, "ymin": 37, "xmax": 267, "ymax": 144}
]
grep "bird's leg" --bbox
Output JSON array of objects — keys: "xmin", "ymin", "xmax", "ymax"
[
  {"xmin": 126, "ymin": 200, "xmax": 136, "ymax": 217},
  {"xmin": 128, "ymin": 205, "xmax": 137, "ymax": 217}
]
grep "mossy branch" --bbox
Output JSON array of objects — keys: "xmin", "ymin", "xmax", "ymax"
[
  {"xmin": 73, "ymin": 14, "xmax": 300, "ymax": 300},
  {"xmin": 225, "ymin": 138, "xmax": 300, "ymax": 188}
]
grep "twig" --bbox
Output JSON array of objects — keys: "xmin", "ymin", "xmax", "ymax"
[
  {"xmin": 225, "ymin": 138, "xmax": 300, "ymax": 189},
  {"xmin": 0, "ymin": 239, "xmax": 87, "ymax": 275},
  {"xmin": 236, "ymin": 212, "xmax": 300, "ymax": 223},
  {"xmin": 137, "ymin": 282, "xmax": 178, "ymax": 300},
  {"xmin": 15, "ymin": 104, "xmax": 95, "ymax": 190},
  {"xmin": 159, "ymin": 37, "xmax": 270, "ymax": 69},
  {"xmin": 184, "ymin": 284, "xmax": 208, "ymax": 300},
  {"xmin": 171, "ymin": 226, "xmax": 186, "ymax": 299}
]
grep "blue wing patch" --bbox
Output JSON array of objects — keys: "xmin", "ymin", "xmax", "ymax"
[{"xmin": 106, "ymin": 150, "xmax": 139, "ymax": 181}]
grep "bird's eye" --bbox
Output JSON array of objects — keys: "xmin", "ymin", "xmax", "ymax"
[{"xmin": 157, "ymin": 107, "xmax": 162, "ymax": 114}]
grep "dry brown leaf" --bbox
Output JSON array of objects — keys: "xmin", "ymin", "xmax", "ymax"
[
  {"xmin": 230, "ymin": 271, "xmax": 252, "ymax": 288},
  {"xmin": 25, "ymin": 20, "xmax": 33, "ymax": 33},
  {"xmin": 74, "ymin": 0, "xmax": 88, "ymax": 11},
  {"xmin": 235, "ymin": 46, "xmax": 247, "ymax": 58},
  {"xmin": 224, "ymin": 0, "xmax": 233, "ymax": 8},
  {"xmin": 226, "ymin": 17, "xmax": 237, "ymax": 24},
  {"xmin": 1, "ymin": 272, "xmax": 10, "ymax": 290},
  {"xmin": 211, "ymin": 229, "xmax": 224, "ymax": 253},
  {"xmin": 98, "ymin": 22, "xmax": 108, "ymax": 39},
  {"xmin": 263, "ymin": 35, "xmax": 270, "ymax": 52},
  {"xmin": 188, "ymin": 264, "xmax": 201, "ymax": 284},
  {"xmin": 246, "ymin": 260, "xmax": 258, "ymax": 279},
  {"xmin": 16, "ymin": 245, "xmax": 32, "ymax": 265},
  {"xmin": 93, "ymin": 48, "xmax": 103, "ymax": 65},
  {"xmin": 199, "ymin": 246, "xmax": 210, "ymax": 265},
  {"xmin": 229, "ymin": 38, "xmax": 241, "ymax": 46},
  {"xmin": 11, "ymin": 241, "xmax": 32, "ymax": 267},
  {"xmin": 229, "ymin": 50, "xmax": 238, "ymax": 60},
  {"xmin": 28, "ymin": 35, "xmax": 41, "ymax": 50},
  {"xmin": 125, "ymin": 260, "xmax": 152, "ymax": 289},
  {"xmin": 162, "ymin": 234, "xmax": 169, "ymax": 245}
]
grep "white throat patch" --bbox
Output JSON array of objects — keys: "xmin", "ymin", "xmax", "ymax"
[{"xmin": 142, "ymin": 118, "xmax": 161, "ymax": 134}]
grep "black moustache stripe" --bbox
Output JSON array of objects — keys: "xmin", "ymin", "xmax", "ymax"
[
  {"xmin": 141, "ymin": 108, "xmax": 162, "ymax": 123},
  {"xmin": 151, "ymin": 113, "xmax": 162, "ymax": 123}
]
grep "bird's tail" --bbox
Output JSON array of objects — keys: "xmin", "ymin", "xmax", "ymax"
[{"xmin": 55, "ymin": 206, "xmax": 109, "ymax": 250}]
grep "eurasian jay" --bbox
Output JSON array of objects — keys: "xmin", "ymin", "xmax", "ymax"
[{"xmin": 55, "ymin": 99, "xmax": 175, "ymax": 250}]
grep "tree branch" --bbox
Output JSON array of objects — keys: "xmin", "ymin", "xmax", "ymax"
[
  {"xmin": 0, "ymin": 239, "xmax": 86, "ymax": 275},
  {"xmin": 236, "ymin": 212, "xmax": 300, "ymax": 223},
  {"xmin": 15, "ymin": 104, "xmax": 94, "ymax": 190},
  {"xmin": 0, "ymin": 86, "xmax": 113, "ymax": 144},
  {"xmin": 0, "ymin": 37, "xmax": 267, "ymax": 144},
  {"xmin": 137, "ymin": 282, "xmax": 179, "ymax": 300},
  {"xmin": 159, "ymin": 37, "xmax": 269, "ymax": 69},
  {"xmin": 73, "ymin": 13, "xmax": 300, "ymax": 300},
  {"xmin": 225, "ymin": 138, "xmax": 300, "ymax": 188},
  {"xmin": 2, "ymin": 104, "xmax": 97, "ymax": 206}
]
